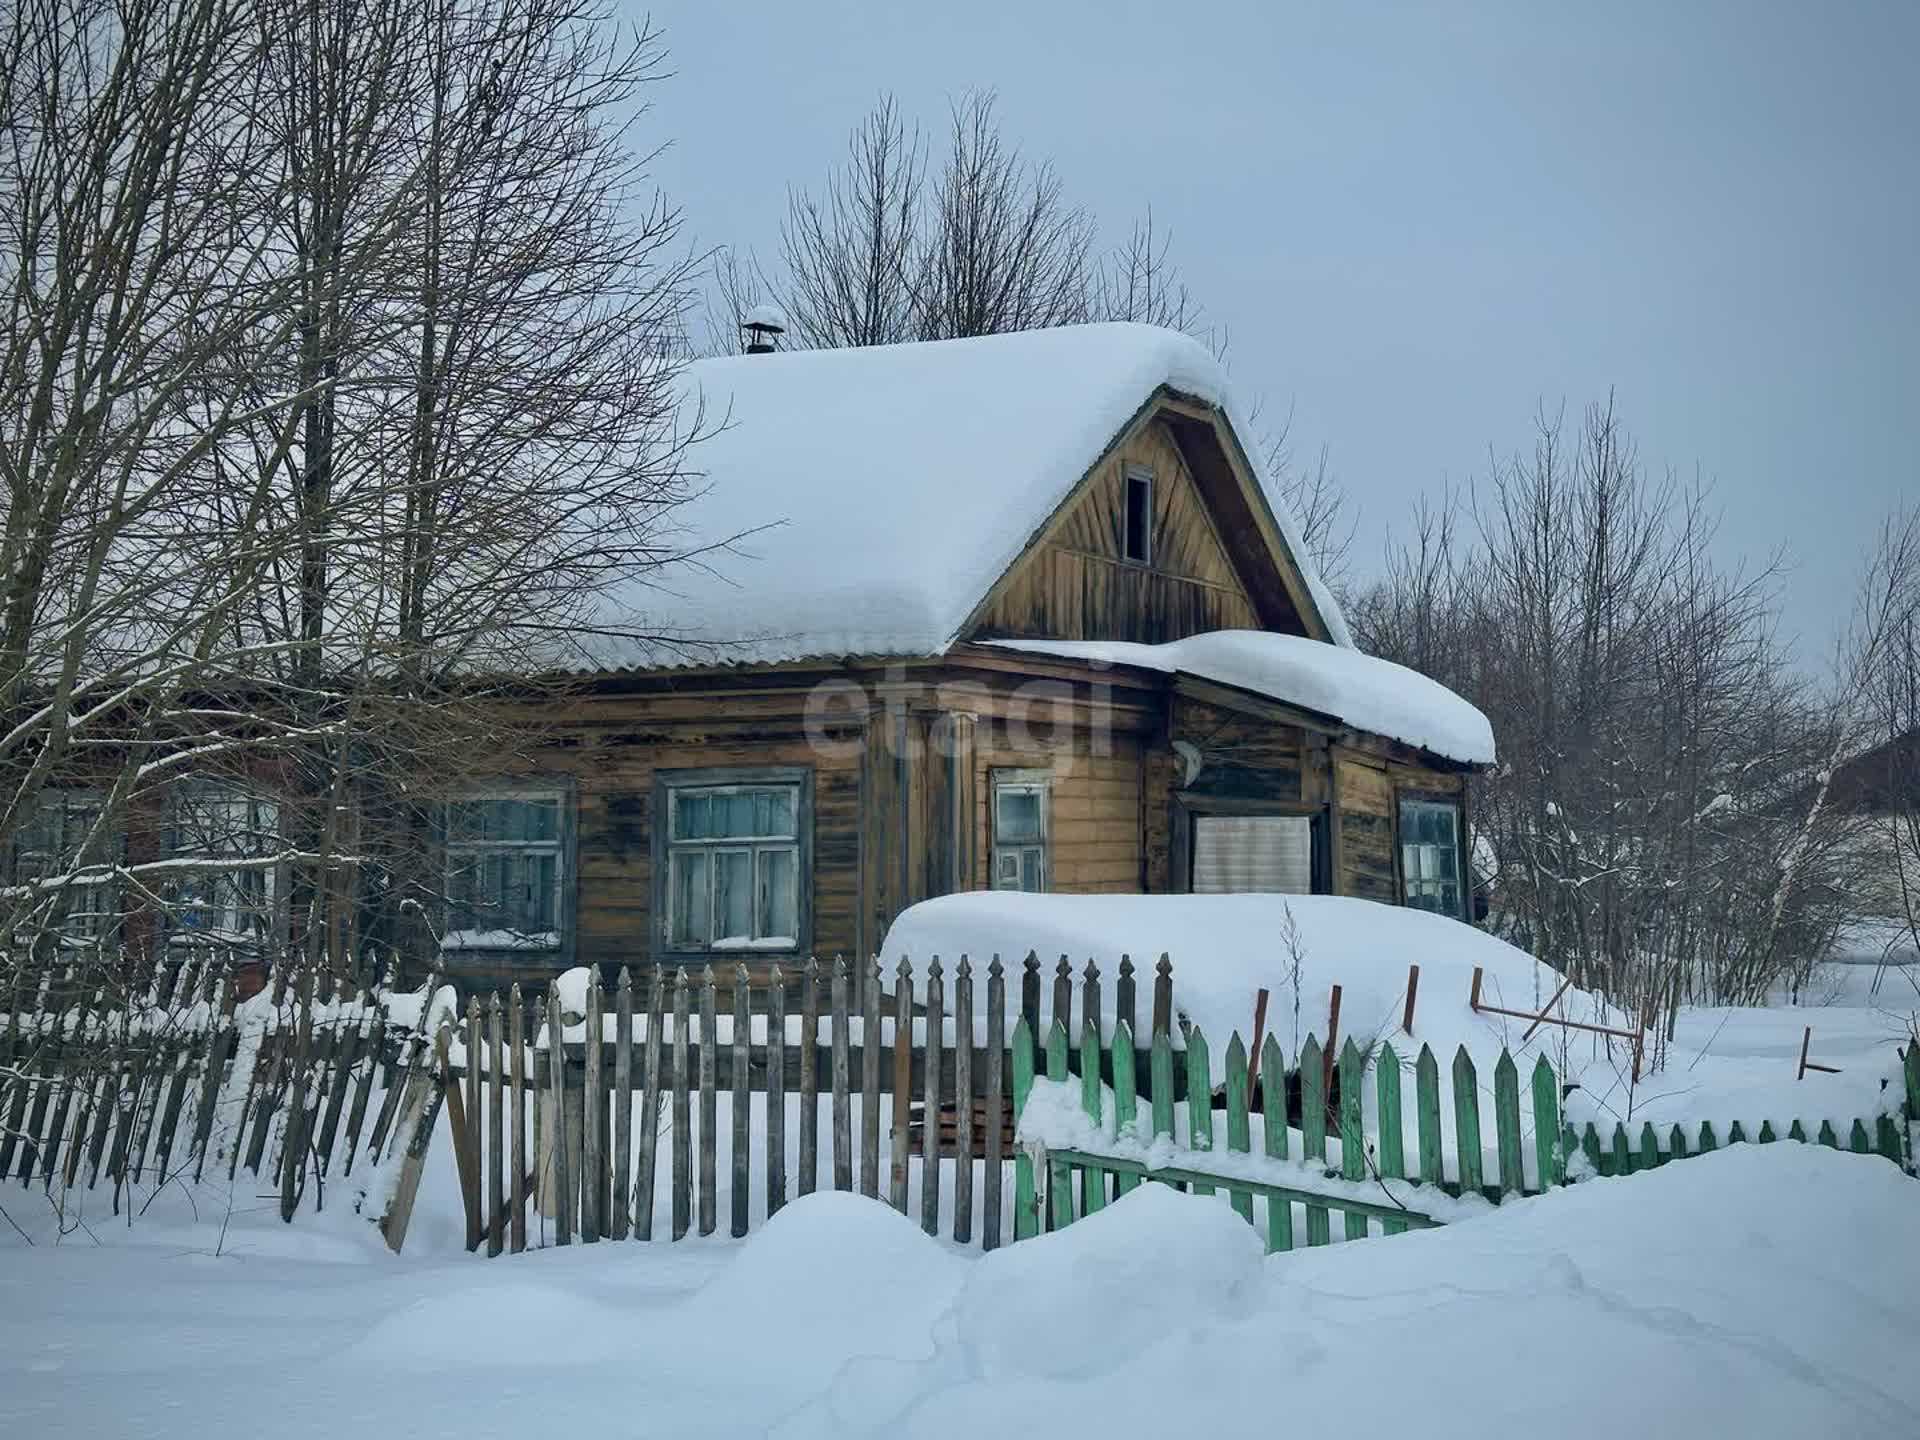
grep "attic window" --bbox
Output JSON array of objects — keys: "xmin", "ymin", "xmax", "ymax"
[{"xmin": 1124, "ymin": 467, "xmax": 1153, "ymax": 565}]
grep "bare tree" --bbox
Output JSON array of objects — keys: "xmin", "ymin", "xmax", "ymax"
[{"xmin": 1351, "ymin": 401, "xmax": 1850, "ymax": 1041}]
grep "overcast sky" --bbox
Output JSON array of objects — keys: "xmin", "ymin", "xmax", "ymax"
[{"xmin": 634, "ymin": 1, "xmax": 1916, "ymax": 662}]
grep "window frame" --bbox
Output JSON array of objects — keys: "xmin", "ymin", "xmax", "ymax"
[
  {"xmin": 989, "ymin": 768, "xmax": 1051, "ymax": 893},
  {"xmin": 162, "ymin": 781, "xmax": 287, "ymax": 955},
  {"xmin": 651, "ymin": 765, "xmax": 812, "ymax": 961},
  {"xmin": 1397, "ymin": 794, "xmax": 1468, "ymax": 920},
  {"xmin": 9, "ymin": 787, "xmax": 122, "ymax": 948},
  {"xmin": 1170, "ymin": 795, "xmax": 1330, "ymax": 896},
  {"xmin": 1123, "ymin": 464, "xmax": 1154, "ymax": 567},
  {"xmin": 440, "ymin": 782, "xmax": 576, "ymax": 959}
]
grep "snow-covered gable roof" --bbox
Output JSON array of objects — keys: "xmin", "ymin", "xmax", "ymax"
[
  {"xmin": 983, "ymin": 630, "xmax": 1496, "ymax": 766},
  {"xmin": 573, "ymin": 323, "xmax": 1350, "ymax": 670}
]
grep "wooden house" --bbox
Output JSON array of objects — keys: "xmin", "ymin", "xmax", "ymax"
[{"xmin": 430, "ymin": 323, "xmax": 1496, "ymax": 989}]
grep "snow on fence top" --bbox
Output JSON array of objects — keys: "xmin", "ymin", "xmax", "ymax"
[
  {"xmin": 985, "ymin": 629, "xmax": 1496, "ymax": 766},
  {"xmin": 571, "ymin": 322, "xmax": 1352, "ymax": 670}
]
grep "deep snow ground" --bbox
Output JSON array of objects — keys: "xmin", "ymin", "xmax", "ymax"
[{"xmin": 2, "ymin": 1143, "xmax": 1916, "ymax": 1440}]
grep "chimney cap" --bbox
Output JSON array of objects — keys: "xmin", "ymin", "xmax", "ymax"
[{"xmin": 742, "ymin": 302, "xmax": 788, "ymax": 338}]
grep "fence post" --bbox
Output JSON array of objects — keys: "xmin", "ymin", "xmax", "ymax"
[
  {"xmin": 860, "ymin": 958, "xmax": 881, "ymax": 1199},
  {"xmin": 733, "ymin": 965, "xmax": 751, "ymax": 1239},
  {"xmin": 1338, "ymin": 1038, "xmax": 1366, "ymax": 1240},
  {"xmin": 890, "ymin": 960, "xmax": 912, "ymax": 1214},
  {"xmin": 583, "ymin": 975, "xmax": 603, "ymax": 1243},
  {"xmin": 799, "ymin": 957, "xmax": 819, "ymax": 1198},
  {"xmin": 698, "ymin": 966, "xmax": 717, "ymax": 1237},
  {"xmin": 670, "ymin": 968, "xmax": 690, "ymax": 1241},
  {"xmin": 1300, "ymin": 1034, "xmax": 1328, "ymax": 1245},
  {"xmin": 487, "ymin": 994, "xmax": 505, "ymax": 1256},
  {"xmin": 983, "ymin": 957, "xmax": 1005, "ymax": 1249},
  {"xmin": 921, "ymin": 958, "xmax": 944, "ymax": 1236},
  {"xmin": 767, "ymin": 963, "xmax": 787, "ymax": 1218},
  {"xmin": 832, "ymin": 957, "xmax": 852, "ymax": 1194},
  {"xmin": 952, "ymin": 957, "xmax": 973, "ymax": 1243},
  {"xmin": 547, "ymin": 988, "xmax": 572, "ymax": 1245},
  {"xmin": 510, "ymin": 983, "xmax": 527, "ymax": 1253}
]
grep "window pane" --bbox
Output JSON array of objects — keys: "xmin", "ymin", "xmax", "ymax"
[
  {"xmin": 713, "ymin": 849, "xmax": 753, "ymax": 942},
  {"xmin": 758, "ymin": 847, "xmax": 797, "ymax": 941},
  {"xmin": 1020, "ymin": 848, "xmax": 1044, "ymax": 892},
  {"xmin": 671, "ymin": 850, "xmax": 710, "ymax": 946},
  {"xmin": 994, "ymin": 852, "xmax": 1021, "ymax": 890},
  {"xmin": 675, "ymin": 792, "xmax": 711, "ymax": 841},
  {"xmin": 997, "ymin": 788, "xmax": 1041, "ymax": 844}
]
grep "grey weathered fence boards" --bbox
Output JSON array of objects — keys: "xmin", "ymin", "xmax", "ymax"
[{"xmin": 0, "ymin": 957, "xmax": 424, "ymax": 1215}]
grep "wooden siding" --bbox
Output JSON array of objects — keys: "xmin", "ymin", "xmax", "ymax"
[
  {"xmin": 1332, "ymin": 746, "xmax": 1468, "ymax": 905},
  {"xmin": 971, "ymin": 720, "xmax": 1145, "ymax": 894},
  {"xmin": 969, "ymin": 420, "xmax": 1262, "ymax": 645}
]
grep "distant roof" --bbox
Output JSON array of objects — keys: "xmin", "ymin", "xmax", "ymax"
[
  {"xmin": 984, "ymin": 631, "xmax": 1496, "ymax": 766},
  {"xmin": 571, "ymin": 323, "xmax": 1350, "ymax": 671}
]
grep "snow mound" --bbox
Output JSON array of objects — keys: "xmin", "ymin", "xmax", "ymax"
[
  {"xmin": 348, "ymin": 1279, "xmax": 632, "ymax": 1367},
  {"xmin": 676, "ymin": 1191, "xmax": 964, "ymax": 1385},
  {"xmin": 986, "ymin": 629, "xmax": 1494, "ymax": 765},
  {"xmin": 954, "ymin": 1184, "xmax": 1263, "ymax": 1382},
  {"xmin": 883, "ymin": 891, "xmax": 1596, "ymax": 1077}
]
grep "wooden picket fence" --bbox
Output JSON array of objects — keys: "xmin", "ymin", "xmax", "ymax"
[
  {"xmin": 1012, "ymin": 1022, "xmax": 1920, "ymax": 1250},
  {"xmin": 1011, "ymin": 1020, "xmax": 1565, "ymax": 1248},
  {"xmin": 383, "ymin": 954, "xmax": 1181, "ymax": 1254},
  {"xmin": 0, "ymin": 955, "xmax": 430, "ymax": 1213}
]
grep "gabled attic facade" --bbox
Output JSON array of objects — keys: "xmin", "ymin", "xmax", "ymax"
[{"xmin": 427, "ymin": 324, "xmax": 1492, "ymax": 989}]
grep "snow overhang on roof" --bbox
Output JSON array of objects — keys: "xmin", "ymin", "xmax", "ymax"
[
  {"xmin": 564, "ymin": 323, "xmax": 1351, "ymax": 673},
  {"xmin": 983, "ymin": 630, "xmax": 1496, "ymax": 768}
]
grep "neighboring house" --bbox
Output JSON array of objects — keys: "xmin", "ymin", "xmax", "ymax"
[
  {"xmin": 1823, "ymin": 729, "xmax": 1920, "ymax": 967},
  {"xmin": 427, "ymin": 323, "xmax": 1494, "ymax": 988},
  {"xmin": 6, "ymin": 324, "xmax": 1497, "ymax": 992}
]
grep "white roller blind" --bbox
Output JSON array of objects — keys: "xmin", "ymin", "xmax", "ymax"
[{"xmin": 1191, "ymin": 815, "xmax": 1313, "ymax": 895}]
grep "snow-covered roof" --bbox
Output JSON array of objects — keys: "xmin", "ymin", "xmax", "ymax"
[
  {"xmin": 572, "ymin": 323, "xmax": 1349, "ymax": 670},
  {"xmin": 984, "ymin": 630, "xmax": 1495, "ymax": 766}
]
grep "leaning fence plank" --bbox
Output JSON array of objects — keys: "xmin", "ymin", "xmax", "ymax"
[
  {"xmin": 1046, "ymin": 1019, "xmax": 1072, "ymax": 1231},
  {"xmin": 510, "ymin": 984, "xmax": 528, "ymax": 1254},
  {"xmin": 314, "ymin": 1013, "xmax": 365, "ymax": 1177},
  {"xmin": 983, "ymin": 957, "xmax": 1006, "ymax": 1249},
  {"xmin": 890, "ymin": 961, "xmax": 911, "ymax": 1214},
  {"xmin": 1453, "ymin": 1047, "xmax": 1484, "ymax": 1198},
  {"xmin": 698, "ymin": 966, "xmax": 717, "ymax": 1238},
  {"xmin": 1224, "ymin": 1033, "xmax": 1252, "ymax": 1223},
  {"xmin": 487, "ymin": 996, "xmax": 505, "ymax": 1256},
  {"xmin": 1377, "ymin": 1042, "xmax": 1407, "ymax": 1236},
  {"xmin": 732, "ymin": 966, "xmax": 751, "ymax": 1238},
  {"xmin": 1111, "ymin": 1017, "xmax": 1139, "ymax": 1199},
  {"xmin": 1186, "ymin": 1026, "xmax": 1215, "ymax": 1201},
  {"xmin": 1080, "ymin": 1014, "xmax": 1108, "ymax": 1218},
  {"xmin": 1530, "ymin": 1054, "xmax": 1561, "ymax": 1190},
  {"xmin": 378, "ymin": 1031, "xmax": 448, "ymax": 1255},
  {"xmin": 860, "ymin": 958, "xmax": 881, "ymax": 1199},
  {"xmin": 767, "ymin": 965, "xmax": 787, "ymax": 1219},
  {"xmin": 832, "ymin": 958, "xmax": 853, "ymax": 1195},
  {"xmin": 191, "ymin": 969, "xmax": 238, "ymax": 1179},
  {"xmin": 611, "ymin": 971, "xmax": 633, "ymax": 1242},
  {"xmin": 799, "ymin": 957, "xmax": 820, "ymax": 1198},
  {"xmin": 1300, "ymin": 1034, "xmax": 1329, "ymax": 1245},
  {"xmin": 634, "ymin": 970, "xmax": 666, "ymax": 1241},
  {"xmin": 921, "ymin": 958, "xmax": 945, "ymax": 1236},
  {"xmin": 1012, "ymin": 1017, "xmax": 1036, "ymax": 1241},
  {"xmin": 461, "ymin": 997, "xmax": 483, "ymax": 1244},
  {"xmin": 952, "ymin": 957, "xmax": 973, "ymax": 1242},
  {"xmin": 1339, "ymin": 1037, "xmax": 1367, "ymax": 1240},
  {"xmin": 1493, "ymin": 1050, "xmax": 1524, "ymax": 1198},
  {"xmin": 1261, "ymin": 1035, "xmax": 1293, "ymax": 1253}
]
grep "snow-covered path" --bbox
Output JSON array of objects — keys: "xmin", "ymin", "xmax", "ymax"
[{"xmin": 2, "ymin": 1143, "xmax": 1916, "ymax": 1439}]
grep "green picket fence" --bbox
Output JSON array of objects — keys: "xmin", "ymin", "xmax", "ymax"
[
  {"xmin": 1009, "ymin": 1016, "xmax": 1565, "ymax": 1251},
  {"xmin": 1011, "ymin": 1022, "xmax": 1920, "ymax": 1252}
]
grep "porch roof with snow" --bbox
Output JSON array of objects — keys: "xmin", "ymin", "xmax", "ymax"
[{"xmin": 569, "ymin": 323, "xmax": 1351, "ymax": 671}]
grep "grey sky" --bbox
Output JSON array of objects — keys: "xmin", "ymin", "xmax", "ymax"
[{"xmin": 635, "ymin": 1, "xmax": 1916, "ymax": 661}]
